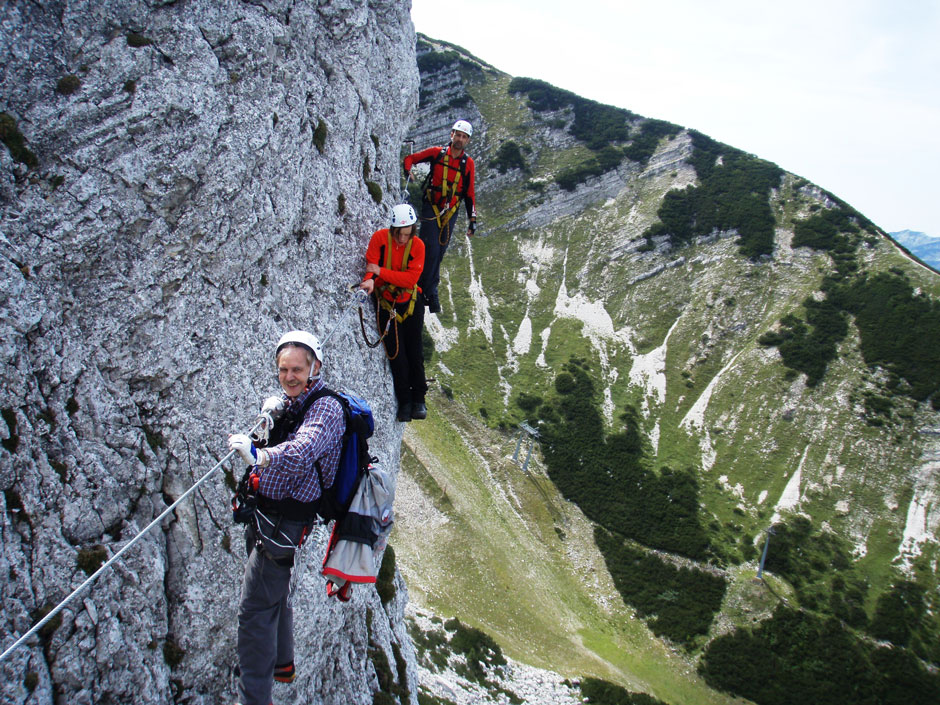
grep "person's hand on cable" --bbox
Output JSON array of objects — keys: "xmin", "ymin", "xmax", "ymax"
[
  {"xmin": 229, "ymin": 434, "xmax": 269, "ymax": 467},
  {"xmin": 251, "ymin": 396, "xmax": 285, "ymax": 444}
]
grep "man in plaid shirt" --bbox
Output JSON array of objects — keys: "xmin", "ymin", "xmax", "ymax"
[{"xmin": 227, "ymin": 330, "xmax": 345, "ymax": 705}]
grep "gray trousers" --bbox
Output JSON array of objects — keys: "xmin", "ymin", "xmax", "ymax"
[{"xmin": 236, "ymin": 513, "xmax": 310, "ymax": 705}]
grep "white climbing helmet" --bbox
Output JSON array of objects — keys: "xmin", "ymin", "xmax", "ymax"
[
  {"xmin": 275, "ymin": 330, "xmax": 323, "ymax": 375},
  {"xmin": 451, "ymin": 120, "xmax": 473, "ymax": 137},
  {"xmin": 390, "ymin": 203, "xmax": 417, "ymax": 228}
]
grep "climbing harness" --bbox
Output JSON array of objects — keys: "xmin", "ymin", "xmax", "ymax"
[
  {"xmin": 356, "ymin": 231, "xmax": 420, "ymax": 360},
  {"xmin": 421, "ymin": 147, "xmax": 469, "ymax": 243},
  {"xmin": 375, "ymin": 232, "xmax": 419, "ymax": 322}
]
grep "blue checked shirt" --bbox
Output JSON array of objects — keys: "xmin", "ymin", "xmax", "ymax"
[{"xmin": 258, "ymin": 379, "xmax": 345, "ymax": 503}]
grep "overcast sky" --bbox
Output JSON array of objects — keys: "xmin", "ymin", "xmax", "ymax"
[{"xmin": 410, "ymin": 0, "xmax": 940, "ymax": 238}]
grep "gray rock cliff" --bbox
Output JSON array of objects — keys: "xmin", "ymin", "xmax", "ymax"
[{"xmin": 0, "ymin": 1, "xmax": 419, "ymax": 703}]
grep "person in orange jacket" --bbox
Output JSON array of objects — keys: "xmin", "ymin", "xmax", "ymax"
[
  {"xmin": 360, "ymin": 204, "xmax": 428, "ymax": 422},
  {"xmin": 402, "ymin": 119, "xmax": 477, "ymax": 314}
]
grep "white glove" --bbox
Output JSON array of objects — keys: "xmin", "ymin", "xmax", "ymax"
[
  {"xmin": 229, "ymin": 434, "xmax": 259, "ymax": 466},
  {"xmin": 251, "ymin": 396, "xmax": 286, "ymax": 444},
  {"xmin": 261, "ymin": 396, "xmax": 286, "ymax": 415}
]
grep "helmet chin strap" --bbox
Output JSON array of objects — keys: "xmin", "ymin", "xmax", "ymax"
[{"xmin": 306, "ymin": 359, "xmax": 322, "ymax": 387}]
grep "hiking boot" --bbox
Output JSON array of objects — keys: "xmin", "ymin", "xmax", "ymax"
[
  {"xmin": 397, "ymin": 404, "xmax": 412, "ymax": 422},
  {"xmin": 424, "ymin": 292, "xmax": 441, "ymax": 314},
  {"xmin": 274, "ymin": 662, "xmax": 296, "ymax": 683},
  {"xmin": 411, "ymin": 402, "xmax": 427, "ymax": 420}
]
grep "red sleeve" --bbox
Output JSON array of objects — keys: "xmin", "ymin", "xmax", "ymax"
[
  {"xmin": 403, "ymin": 146, "xmax": 442, "ymax": 172},
  {"xmin": 363, "ymin": 229, "xmax": 384, "ymax": 280}
]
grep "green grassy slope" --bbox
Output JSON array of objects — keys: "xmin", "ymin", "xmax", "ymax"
[{"xmin": 393, "ymin": 389, "xmax": 745, "ymax": 705}]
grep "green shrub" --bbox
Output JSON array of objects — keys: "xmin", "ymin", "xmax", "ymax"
[
  {"xmin": 446, "ymin": 619, "xmax": 506, "ymax": 685},
  {"xmin": 376, "ymin": 545, "xmax": 397, "ymax": 605},
  {"xmin": 700, "ymin": 605, "xmax": 940, "ymax": 705},
  {"xmin": 0, "ymin": 113, "xmax": 39, "ymax": 168},
  {"xmin": 761, "ymin": 516, "xmax": 868, "ymax": 627},
  {"xmin": 417, "ymin": 49, "xmax": 483, "ymax": 77},
  {"xmin": 56, "ymin": 74, "xmax": 81, "ymax": 95},
  {"xmin": 126, "ymin": 33, "xmax": 153, "ymax": 48},
  {"xmin": 515, "ymin": 392, "xmax": 542, "ymax": 412},
  {"xmin": 489, "ymin": 140, "xmax": 527, "ymax": 174},
  {"xmin": 163, "ymin": 636, "xmax": 184, "ymax": 667},
  {"xmin": 313, "ymin": 119, "xmax": 327, "ymax": 153},
  {"xmin": 555, "ymin": 145, "xmax": 623, "ymax": 191},
  {"xmin": 643, "ymin": 131, "xmax": 783, "ymax": 259},
  {"xmin": 579, "ymin": 677, "xmax": 670, "ymax": 705},
  {"xmin": 77, "ymin": 545, "xmax": 108, "ymax": 576},
  {"xmin": 509, "ymin": 77, "xmax": 634, "ymax": 149},
  {"xmin": 596, "ymin": 528, "xmax": 726, "ymax": 646},
  {"xmin": 869, "ymin": 580, "xmax": 940, "ymax": 661},
  {"xmin": 538, "ymin": 361, "xmax": 709, "ymax": 558},
  {"xmin": 622, "ymin": 119, "xmax": 681, "ymax": 165},
  {"xmin": 833, "ymin": 273, "xmax": 940, "ymax": 405},
  {"xmin": 757, "ymin": 296, "xmax": 848, "ymax": 387},
  {"xmin": 366, "ymin": 181, "xmax": 383, "ymax": 204},
  {"xmin": 2, "ymin": 407, "xmax": 19, "ymax": 452}
]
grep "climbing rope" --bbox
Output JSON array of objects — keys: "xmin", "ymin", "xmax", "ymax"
[
  {"xmin": 0, "ymin": 420, "xmax": 260, "ymax": 663},
  {"xmin": 320, "ymin": 287, "xmax": 369, "ymax": 349},
  {"xmin": 359, "ymin": 304, "xmax": 394, "ymax": 351},
  {"xmin": 0, "ymin": 287, "xmax": 370, "ymax": 663}
]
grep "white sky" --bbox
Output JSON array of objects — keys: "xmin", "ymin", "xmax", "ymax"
[{"xmin": 410, "ymin": 0, "xmax": 940, "ymax": 238}]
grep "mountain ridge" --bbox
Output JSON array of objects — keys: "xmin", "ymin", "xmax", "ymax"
[{"xmin": 396, "ymin": 34, "xmax": 940, "ymax": 705}]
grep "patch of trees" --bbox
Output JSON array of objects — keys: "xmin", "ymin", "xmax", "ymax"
[
  {"xmin": 595, "ymin": 528, "xmax": 727, "ymax": 646},
  {"xmin": 792, "ymin": 206, "xmax": 864, "ymax": 277},
  {"xmin": 643, "ymin": 131, "xmax": 783, "ymax": 259},
  {"xmin": 531, "ymin": 360, "xmax": 720, "ymax": 646},
  {"xmin": 489, "ymin": 140, "xmax": 528, "ymax": 174},
  {"xmin": 415, "ymin": 36, "xmax": 489, "ymax": 82},
  {"xmin": 757, "ymin": 296, "xmax": 848, "ymax": 386},
  {"xmin": 699, "ymin": 605, "xmax": 940, "ymax": 705},
  {"xmin": 509, "ymin": 77, "xmax": 634, "ymax": 148},
  {"xmin": 554, "ymin": 146, "xmax": 623, "ymax": 191},
  {"xmin": 508, "ymin": 78, "xmax": 680, "ymax": 189},
  {"xmin": 834, "ymin": 273, "xmax": 940, "ymax": 408},
  {"xmin": 536, "ymin": 361, "xmax": 710, "ymax": 559},
  {"xmin": 761, "ymin": 269, "xmax": 940, "ymax": 409},
  {"xmin": 760, "ymin": 516, "xmax": 868, "ymax": 627},
  {"xmin": 870, "ymin": 580, "xmax": 940, "ymax": 663},
  {"xmin": 622, "ymin": 118, "xmax": 681, "ymax": 164},
  {"xmin": 579, "ymin": 677, "xmax": 669, "ymax": 705}
]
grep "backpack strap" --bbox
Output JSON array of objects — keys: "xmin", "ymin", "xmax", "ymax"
[
  {"xmin": 306, "ymin": 388, "xmax": 351, "ymax": 496},
  {"xmin": 423, "ymin": 147, "xmax": 469, "ymax": 211}
]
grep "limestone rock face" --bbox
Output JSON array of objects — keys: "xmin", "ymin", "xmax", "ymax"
[{"xmin": 0, "ymin": 1, "xmax": 419, "ymax": 703}]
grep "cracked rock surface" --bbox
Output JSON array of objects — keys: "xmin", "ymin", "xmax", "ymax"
[{"xmin": 1, "ymin": 1, "xmax": 419, "ymax": 703}]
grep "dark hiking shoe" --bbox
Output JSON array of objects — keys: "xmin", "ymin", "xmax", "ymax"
[
  {"xmin": 274, "ymin": 661, "xmax": 296, "ymax": 683},
  {"xmin": 397, "ymin": 404, "xmax": 412, "ymax": 422},
  {"xmin": 411, "ymin": 402, "xmax": 427, "ymax": 420}
]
